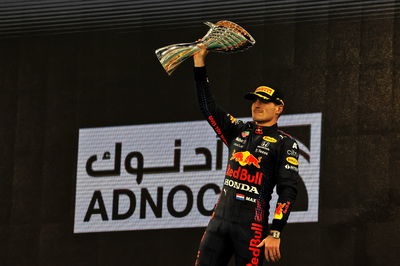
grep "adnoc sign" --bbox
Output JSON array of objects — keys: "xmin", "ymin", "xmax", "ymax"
[{"xmin": 74, "ymin": 113, "xmax": 321, "ymax": 233}]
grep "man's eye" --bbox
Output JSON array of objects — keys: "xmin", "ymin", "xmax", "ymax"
[{"xmin": 252, "ymin": 98, "xmax": 269, "ymax": 104}]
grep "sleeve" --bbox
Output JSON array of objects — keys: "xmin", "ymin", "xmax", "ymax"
[
  {"xmin": 270, "ymin": 138, "xmax": 299, "ymax": 232},
  {"xmin": 194, "ymin": 66, "xmax": 244, "ymax": 145}
]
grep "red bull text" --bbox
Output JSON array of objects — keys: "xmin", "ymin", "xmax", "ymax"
[
  {"xmin": 225, "ymin": 164, "xmax": 263, "ymax": 185},
  {"xmin": 247, "ymin": 222, "xmax": 263, "ymax": 266}
]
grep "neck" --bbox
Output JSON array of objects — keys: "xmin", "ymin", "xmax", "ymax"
[{"xmin": 255, "ymin": 119, "xmax": 278, "ymax": 127}]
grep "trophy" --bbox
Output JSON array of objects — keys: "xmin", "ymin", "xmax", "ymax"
[{"xmin": 155, "ymin": 20, "xmax": 256, "ymax": 75}]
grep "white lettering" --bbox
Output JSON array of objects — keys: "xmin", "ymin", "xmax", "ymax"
[
  {"xmin": 256, "ymin": 149, "xmax": 269, "ymax": 156},
  {"xmin": 224, "ymin": 179, "xmax": 259, "ymax": 194},
  {"xmin": 235, "ymin": 137, "xmax": 246, "ymax": 143},
  {"xmin": 287, "ymin": 150, "xmax": 298, "ymax": 156},
  {"xmin": 285, "ymin": 164, "xmax": 299, "ymax": 172}
]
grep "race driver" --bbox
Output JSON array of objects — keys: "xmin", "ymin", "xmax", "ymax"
[{"xmin": 193, "ymin": 44, "xmax": 299, "ymax": 266}]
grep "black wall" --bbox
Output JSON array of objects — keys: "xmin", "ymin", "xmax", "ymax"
[{"xmin": 1, "ymin": 14, "xmax": 400, "ymax": 266}]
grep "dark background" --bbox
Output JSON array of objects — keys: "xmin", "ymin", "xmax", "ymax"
[{"xmin": 1, "ymin": 1, "xmax": 400, "ymax": 265}]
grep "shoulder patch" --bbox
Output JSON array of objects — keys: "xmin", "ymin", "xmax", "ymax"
[{"xmin": 227, "ymin": 114, "xmax": 237, "ymax": 124}]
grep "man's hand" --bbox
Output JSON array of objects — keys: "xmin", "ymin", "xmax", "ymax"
[
  {"xmin": 257, "ymin": 235, "xmax": 281, "ymax": 262},
  {"xmin": 193, "ymin": 39, "xmax": 209, "ymax": 67}
]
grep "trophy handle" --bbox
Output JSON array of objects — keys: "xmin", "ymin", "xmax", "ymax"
[{"xmin": 155, "ymin": 41, "xmax": 203, "ymax": 75}]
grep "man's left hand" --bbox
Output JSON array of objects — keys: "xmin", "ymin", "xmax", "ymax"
[{"xmin": 257, "ymin": 235, "xmax": 281, "ymax": 262}]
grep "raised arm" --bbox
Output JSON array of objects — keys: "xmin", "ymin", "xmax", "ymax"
[{"xmin": 193, "ymin": 43, "xmax": 244, "ymax": 145}]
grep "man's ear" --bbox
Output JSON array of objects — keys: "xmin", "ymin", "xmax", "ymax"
[{"xmin": 276, "ymin": 105, "xmax": 284, "ymax": 115}]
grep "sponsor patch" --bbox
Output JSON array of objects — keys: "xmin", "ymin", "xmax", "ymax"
[
  {"xmin": 242, "ymin": 131, "xmax": 250, "ymax": 138},
  {"xmin": 285, "ymin": 164, "xmax": 298, "ymax": 172},
  {"xmin": 233, "ymin": 143, "xmax": 244, "ymax": 148},
  {"xmin": 249, "ymin": 223, "xmax": 263, "ymax": 265},
  {"xmin": 274, "ymin": 202, "xmax": 291, "ymax": 220},
  {"xmin": 257, "ymin": 141, "xmax": 270, "ymax": 151},
  {"xmin": 235, "ymin": 137, "xmax": 246, "ymax": 143},
  {"xmin": 263, "ymin": 136, "xmax": 277, "ymax": 143},
  {"xmin": 224, "ymin": 179, "xmax": 259, "ymax": 194},
  {"xmin": 256, "ymin": 86, "xmax": 275, "ymax": 96},
  {"xmin": 287, "ymin": 149, "xmax": 298, "ymax": 157},
  {"xmin": 225, "ymin": 164, "xmax": 263, "ymax": 185},
  {"xmin": 255, "ymin": 148, "xmax": 269, "ymax": 156},
  {"xmin": 286, "ymin": 156, "xmax": 298, "ymax": 165},
  {"xmin": 228, "ymin": 114, "xmax": 237, "ymax": 124}
]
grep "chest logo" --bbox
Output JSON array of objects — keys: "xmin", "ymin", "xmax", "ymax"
[
  {"xmin": 263, "ymin": 136, "xmax": 277, "ymax": 143},
  {"xmin": 230, "ymin": 151, "xmax": 262, "ymax": 168},
  {"xmin": 241, "ymin": 131, "xmax": 250, "ymax": 138}
]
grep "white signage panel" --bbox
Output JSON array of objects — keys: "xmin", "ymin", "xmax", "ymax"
[{"xmin": 74, "ymin": 113, "xmax": 321, "ymax": 233}]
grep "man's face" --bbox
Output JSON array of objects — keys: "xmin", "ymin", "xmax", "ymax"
[{"xmin": 251, "ymin": 98, "xmax": 282, "ymax": 123}]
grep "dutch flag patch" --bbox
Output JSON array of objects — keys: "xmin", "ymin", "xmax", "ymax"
[{"xmin": 236, "ymin": 194, "xmax": 245, "ymax": 201}]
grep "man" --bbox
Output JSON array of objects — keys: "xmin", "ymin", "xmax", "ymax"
[{"xmin": 193, "ymin": 44, "xmax": 299, "ymax": 266}]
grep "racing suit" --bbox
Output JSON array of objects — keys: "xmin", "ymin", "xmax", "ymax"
[{"xmin": 193, "ymin": 67, "xmax": 299, "ymax": 266}]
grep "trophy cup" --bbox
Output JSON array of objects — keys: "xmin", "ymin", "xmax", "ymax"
[{"xmin": 155, "ymin": 20, "xmax": 256, "ymax": 75}]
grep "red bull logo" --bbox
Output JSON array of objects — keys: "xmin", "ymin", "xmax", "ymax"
[
  {"xmin": 225, "ymin": 164, "xmax": 263, "ymax": 185},
  {"xmin": 230, "ymin": 151, "xmax": 262, "ymax": 168},
  {"xmin": 273, "ymin": 201, "xmax": 291, "ymax": 220},
  {"xmin": 229, "ymin": 114, "xmax": 237, "ymax": 124}
]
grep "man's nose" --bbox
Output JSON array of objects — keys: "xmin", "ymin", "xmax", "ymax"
[{"xmin": 254, "ymin": 99, "xmax": 262, "ymax": 105}]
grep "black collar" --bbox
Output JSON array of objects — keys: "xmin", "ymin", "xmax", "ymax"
[{"xmin": 250, "ymin": 122, "xmax": 278, "ymax": 135}]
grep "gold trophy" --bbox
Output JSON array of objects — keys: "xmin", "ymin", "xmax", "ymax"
[{"xmin": 155, "ymin": 20, "xmax": 256, "ymax": 75}]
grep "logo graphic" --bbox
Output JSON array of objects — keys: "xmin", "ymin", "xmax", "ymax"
[
  {"xmin": 286, "ymin": 157, "xmax": 298, "ymax": 165},
  {"xmin": 292, "ymin": 142, "xmax": 298, "ymax": 149},
  {"xmin": 263, "ymin": 136, "xmax": 277, "ymax": 143},
  {"xmin": 256, "ymin": 86, "xmax": 275, "ymax": 96},
  {"xmin": 274, "ymin": 201, "xmax": 291, "ymax": 220},
  {"xmin": 242, "ymin": 131, "xmax": 250, "ymax": 138},
  {"xmin": 230, "ymin": 151, "xmax": 262, "ymax": 168},
  {"xmin": 228, "ymin": 114, "xmax": 237, "ymax": 124},
  {"xmin": 258, "ymin": 141, "xmax": 270, "ymax": 150}
]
